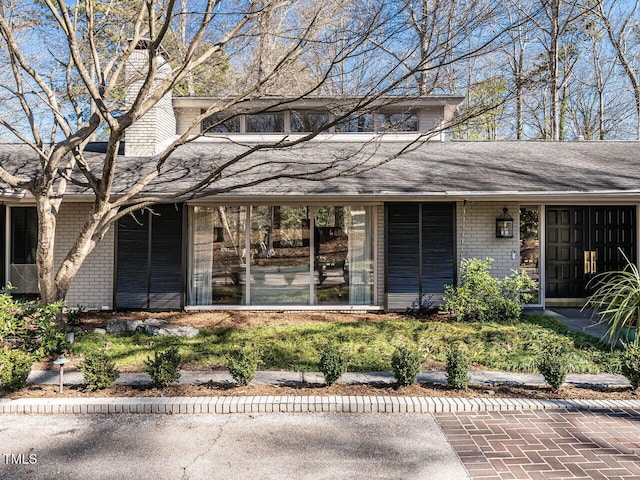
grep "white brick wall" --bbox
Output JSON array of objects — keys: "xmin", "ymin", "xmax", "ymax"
[
  {"xmin": 55, "ymin": 203, "xmax": 114, "ymax": 310},
  {"xmin": 124, "ymin": 48, "xmax": 176, "ymax": 157},
  {"xmin": 456, "ymin": 201, "xmax": 520, "ymax": 279}
]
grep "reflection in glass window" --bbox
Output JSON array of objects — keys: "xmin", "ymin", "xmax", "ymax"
[
  {"xmin": 520, "ymin": 206, "xmax": 540, "ymax": 304},
  {"xmin": 10, "ymin": 207, "xmax": 38, "ymax": 294},
  {"xmin": 250, "ymin": 206, "xmax": 310, "ymax": 305},
  {"xmin": 246, "ymin": 112, "xmax": 285, "ymax": 133},
  {"xmin": 291, "ymin": 110, "xmax": 330, "ymax": 132},
  {"xmin": 314, "ymin": 206, "xmax": 374, "ymax": 305},
  {"xmin": 186, "ymin": 205, "xmax": 376, "ymax": 307},
  {"xmin": 378, "ymin": 112, "xmax": 418, "ymax": 132},
  {"xmin": 334, "ymin": 113, "xmax": 375, "ymax": 132},
  {"xmin": 201, "ymin": 113, "xmax": 240, "ymax": 134},
  {"xmin": 188, "ymin": 206, "xmax": 247, "ymax": 305}
]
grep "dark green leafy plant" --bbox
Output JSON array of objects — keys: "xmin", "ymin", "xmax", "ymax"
[
  {"xmin": 620, "ymin": 342, "xmax": 640, "ymax": 391},
  {"xmin": 145, "ymin": 347, "xmax": 181, "ymax": 388},
  {"xmin": 536, "ymin": 344, "xmax": 569, "ymax": 391},
  {"xmin": 391, "ymin": 344, "xmax": 422, "ymax": 387},
  {"xmin": 79, "ymin": 351, "xmax": 119, "ymax": 391},
  {"xmin": 0, "ymin": 347, "xmax": 32, "ymax": 392},
  {"xmin": 319, "ymin": 343, "xmax": 348, "ymax": 386},
  {"xmin": 227, "ymin": 346, "xmax": 260, "ymax": 386},
  {"xmin": 65, "ymin": 305, "xmax": 85, "ymax": 325},
  {"xmin": 443, "ymin": 258, "xmax": 536, "ymax": 322},
  {"xmin": 0, "ymin": 292, "xmax": 67, "ymax": 360},
  {"xmin": 446, "ymin": 348, "xmax": 470, "ymax": 390},
  {"xmin": 584, "ymin": 250, "xmax": 640, "ymax": 345}
]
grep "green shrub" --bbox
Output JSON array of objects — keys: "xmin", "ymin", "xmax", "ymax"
[
  {"xmin": 620, "ymin": 342, "xmax": 640, "ymax": 391},
  {"xmin": 391, "ymin": 344, "xmax": 422, "ymax": 387},
  {"xmin": 227, "ymin": 347, "xmax": 260, "ymax": 386},
  {"xmin": 536, "ymin": 345, "xmax": 569, "ymax": 391},
  {"xmin": 0, "ymin": 348, "xmax": 32, "ymax": 392},
  {"xmin": 446, "ymin": 348, "xmax": 470, "ymax": 390},
  {"xmin": 145, "ymin": 347, "xmax": 181, "ymax": 388},
  {"xmin": 443, "ymin": 258, "xmax": 536, "ymax": 322},
  {"xmin": 65, "ymin": 305, "xmax": 85, "ymax": 325},
  {"xmin": 319, "ymin": 343, "xmax": 348, "ymax": 386},
  {"xmin": 0, "ymin": 292, "xmax": 67, "ymax": 360},
  {"xmin": 79, "ymin": 351, "xmax": 119, "ymax": 391}
]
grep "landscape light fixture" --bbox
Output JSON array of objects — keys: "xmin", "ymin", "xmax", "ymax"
[
  {"xmin": 53, "ymin": 355, "xmax": 70, "ymax": 393},
  {"xmin": 496, "ymin": 207, "xmax": 514, "ymax": 238}
]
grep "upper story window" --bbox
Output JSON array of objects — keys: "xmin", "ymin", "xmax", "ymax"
[
  {"xmin": 199, "ymin": 107, "xmax": 421, "ymax": 135},
  {"xmin": 291, "ymin": 110, "xmax": 330, "ymax": 132},
  {"xmin": 202, "ymin": 113, "xmax": 240, "ymax": 134},
  {"xmin": 246, "ymin": 112, "xmax": 285, "ymax": 133},
  {"xmin": 378, "ymin": 112, "xmax": 418, "ymax": 132},
  {"xmin": 334, "ymin": 113, "xmax": 375, "ymax": 133}
]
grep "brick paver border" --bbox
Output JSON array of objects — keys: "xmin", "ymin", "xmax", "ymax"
[
  {"xmin": 436, "ymin": 409, "xmax": 640, "ymax": 480},
  {"xmin": 1, "ymin": 396, "xmax": 640, "ymax": 415}
]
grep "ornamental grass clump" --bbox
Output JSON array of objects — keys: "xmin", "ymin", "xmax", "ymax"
[
  {"xmin": 145, "ymin": 347, "xmax": 181, "ymax": 388},
  {"xmin": 391, "ymin": 344, "xmax": 422, "ymax": 387},
  {"xmin": 620, "ymin": 342, "xmax": 640, "ymax": 391},
  {"xmin": 584, "ymin": 249, "xmax": 640, "ymax": 345},
  {"xmin": 227, "ymin": 346, "xmax": 260, "ymax": 386},
  {"xmin": 79, "ymin": 350, "xmax": 119, "ymax": 391},
  {"xmin": 0, "ymin": 348, "xmax": 32, "ymax": 392},
  {"xmin": 446, "ymin": 347, "xmax": 470, "ymax": 390},
  {"xmin": 536, "ymin": 345, "xmax": 569, "ymax": 391},
  {"xmin": 319, "ymin": 343, "xmax": 348, "ymax": 386}
]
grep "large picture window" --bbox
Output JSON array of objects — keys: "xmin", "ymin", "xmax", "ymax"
[{"xmin": 187, "ymin": 204, "xmax": 375, "ymax": 307}]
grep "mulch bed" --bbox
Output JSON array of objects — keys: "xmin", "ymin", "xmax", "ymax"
[{"xmin": 2, "ymin": 382, "xmax": 638, "ymax": 401}]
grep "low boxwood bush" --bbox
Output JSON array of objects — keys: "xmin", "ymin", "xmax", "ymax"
[
  {"xmin": 79, "ymin": 351, "xmax": 119, "ymax": 391},
  {"xmin": 391, "ymin": 344, "xmax": 422, "ymax": 387},
  {"xmin": 145, "ymin": 347, "xmax": 181, "ymax": 388},
  {"xmin": 319, "ymin": 343, "xmax": 348, "ymax": 386},
  {"xmin": 536, "ymin": 345, "xmax": 569, "ymax": 391},
  {"xmin": 446, "ymin": 348, "xmax": 470, "ymax": 390},
  {"xmin": 620, "ymin": 342, "xmax": 640, "ymax": 391},
  {"xmin": 0, "ymin": 348, "xmax": 32, "ymax": 392},
  {"xmin": 227, "ymin": 346, "xmax": 260, "ymax": 386}
]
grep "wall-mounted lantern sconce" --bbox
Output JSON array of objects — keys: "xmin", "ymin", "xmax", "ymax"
[{"xmin": 496, "ymin": 207, "xmax": 514, "ymax": 238}]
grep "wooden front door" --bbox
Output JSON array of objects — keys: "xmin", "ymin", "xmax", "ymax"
[{"xmin": 546, "ymin": 206, "xmax": 636, "ymax": 303}]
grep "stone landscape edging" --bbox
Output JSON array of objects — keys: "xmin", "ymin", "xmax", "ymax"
[{"xmin": 2, "ymin": 396, "xmax": 640, "ymax": 415}]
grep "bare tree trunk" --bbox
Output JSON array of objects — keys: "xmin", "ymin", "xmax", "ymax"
[
  {"xmin": 549, "ymin": 0, "xmax": 560, "ymax": 141},
  {"xmin": 35, "ymin": 195, "xmax": 60, "ymax": 303}
]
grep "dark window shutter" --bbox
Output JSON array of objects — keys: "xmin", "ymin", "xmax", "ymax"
[
  {"xmin": 149, "ymin": 204, "xmax": 183, "ymax": 309},
  {"xmin": 115, "ymin": 210, "xmax": 149, "ymax": 309},
  {"xmin": 115, "ymin": 205, "xmax": 183, "ymax": 310},
  {"xmin": 387, "ymin": 203, "xmax": 420, "ymax": 294},
  {"xmin": 422, "ymin": 203, "xmax": 455, "ymax": 292}
]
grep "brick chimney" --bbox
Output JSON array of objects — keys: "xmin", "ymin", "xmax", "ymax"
[{"xmin": 124, "ymin": 40, "xmax": 176, "ymax": 157}]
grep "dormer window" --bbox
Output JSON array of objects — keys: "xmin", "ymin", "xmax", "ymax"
[
  {"xmin": 246, "ymin": 112, "xmax": 285, "ymax": 133},
  {"xmin": 202, "ymin": 113, "xmax": 240, "ymax": 134},
  {"xmin": 334, "ymin": 113, "xmax": 375, "ymax": 133},
  {"xmin": 291, "ymin": 110, "xmax": 330, "ymax": 132},
  {"xmin": 378, "ymin": 112, "xmax": 418, "ymax": 132}
]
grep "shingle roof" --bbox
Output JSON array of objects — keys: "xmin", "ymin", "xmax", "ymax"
[{"xmin": 1, "ymin": 140, "xmax": 639, "ymax": 201}]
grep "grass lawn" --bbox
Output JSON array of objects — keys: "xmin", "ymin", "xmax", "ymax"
[{"xmin": 69, "ymin": 314, "xmax": 621, "ymax": 374}]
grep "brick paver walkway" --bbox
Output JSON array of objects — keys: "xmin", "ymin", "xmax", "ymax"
[{"xmin": 436, "ymin": 409, "xmax": 640, "ymax": 480}]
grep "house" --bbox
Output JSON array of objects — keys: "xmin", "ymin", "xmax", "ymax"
[{"xmin": 1, "ymin": 46, "xmax": 639, "ymax": 312}]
